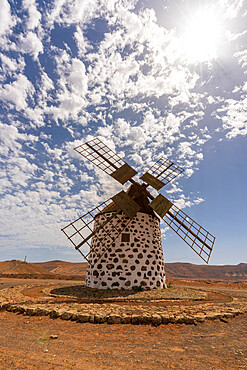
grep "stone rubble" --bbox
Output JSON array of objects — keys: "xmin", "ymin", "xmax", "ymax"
[{"xmin": 0, "ymin": 283, "xmax": 246, "ymax": 326}]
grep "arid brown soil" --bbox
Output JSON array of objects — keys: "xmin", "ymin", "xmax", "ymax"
[
  {"xmin": 0, "ymin": 309, "xmax": 247, "ymax": 369},
  {"xmin": 35, "ymin": 260, "xmax": 87, "ymax": 276},
  {"xmin": 0, "ymin": 260, "xmax": 49, "ymax": 275},
  {"xmin": 0, "ymin": 277, "xmax": 247, "ymax": 369}
]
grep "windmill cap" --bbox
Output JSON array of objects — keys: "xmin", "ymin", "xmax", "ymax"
[{"xmin": 97, "ymin": 183, "xmax": 159, "ymax": 218}]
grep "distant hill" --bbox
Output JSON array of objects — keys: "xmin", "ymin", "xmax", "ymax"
[
  {"xmin": 0, "ymin": 260, "xmax": 50, "ymax": 275},
  {"xmin": 34, "ymin": 260, "xmax": 247, "ymax": 281},
  {"xmin": 164, "ymin": 262, "xmax": 247, "ymax": 281},
  {"xmin": 0, "ymin": 260, "xmax": 84, "ymax": 280},
  {"xmin": 1, "ymin": 260, "xmax": 246, "ymax": 281},
  {"xmin": 35, "ymin": 260, "xmax": 87, "ymax": 275}
]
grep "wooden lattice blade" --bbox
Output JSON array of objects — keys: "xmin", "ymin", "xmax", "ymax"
[
  {"xmin": 61, "ymin": 197, "xmax": 115, "ymax": 261},
  {"xmin": 61, "ymin": 197, "xmax": 131, "ymax": 266},
  {"xmin": 111, "ymin": 163, "xmax": 137, "ymax": 185},
  {"xmin": 112, "ymin": 190, "xmax": 141, "ymax": 219},
  {"xmin": 149, "ymin": 194, "xmax": 173, "ymax": 218},
  {"xmin": 140, "ymin": 157, "xmax": 184, "ymax": 190},
  {"xmin": 74, "ymin": 138, "xmax": 137, "ymax": 184},
  {"xmin": 140, "ymin": 172, "xmax": 164, "ymax": 191},
  {"xmin": 161, "ymin": 203, "xmax": 215, "ymax": 263}
]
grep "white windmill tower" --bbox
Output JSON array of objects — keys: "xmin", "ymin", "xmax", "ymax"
[{"xmin": 62, "ymin": 138, "xmax": 215, "ymax": 290}]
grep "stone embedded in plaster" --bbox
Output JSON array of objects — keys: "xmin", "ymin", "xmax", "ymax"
[{"xmin": 85, "ymin": 212, "xmax": 166, "ymax": 290}]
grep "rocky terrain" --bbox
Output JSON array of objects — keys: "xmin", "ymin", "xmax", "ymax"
[{"xmin": 0, "ymin": 277, "xmax": 246, "ymax": 325}]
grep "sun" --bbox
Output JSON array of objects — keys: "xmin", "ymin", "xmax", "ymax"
[{"xmin": 181, "ymin": 8, "xmax": 222, "ymax": 63}]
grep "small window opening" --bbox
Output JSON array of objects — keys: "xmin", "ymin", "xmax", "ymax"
[{"xmin": 121, "ymin": 233, "xmax": 130, "ymax": 242}]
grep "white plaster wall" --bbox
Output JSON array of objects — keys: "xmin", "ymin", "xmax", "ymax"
[{"xmin": 85, "ymin": 211, "xmax": 166, "ymax": 290}]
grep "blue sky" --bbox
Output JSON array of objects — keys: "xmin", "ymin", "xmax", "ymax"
[{"xmin": 0, "ymin": 0, "xmax": 246, "ymax": 264}]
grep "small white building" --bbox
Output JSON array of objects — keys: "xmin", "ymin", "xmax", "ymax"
[{"xmin": 85, "ymin": 184, "xmax": 166, "ymax": 290}]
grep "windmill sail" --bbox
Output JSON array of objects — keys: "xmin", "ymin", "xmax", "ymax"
[
  {"xmin": 62, "ymin": 137, "xmax": 216, "ymax": 276},
  {"xmin": 149, "ymin": 194, "xmax": 215, "ymax": 263},
  {"xmin": 164, "ymin": 203, "xmax": 215, "ymax": 263},
  {"xmin": 74, "ymin": 138, "xmax": 137, "ymax": 184},
  {"xmin": 61, "ymin": 198, "xmax": 131, "ymax": 266},
  {"xmin": 141, "ymin": 157, "xmax": 184, "ymax": 190}
]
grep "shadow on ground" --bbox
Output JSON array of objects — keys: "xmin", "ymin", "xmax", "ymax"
[{"xmin": 50, "ymin": 285, "xmax": 141, "ymax": 300}]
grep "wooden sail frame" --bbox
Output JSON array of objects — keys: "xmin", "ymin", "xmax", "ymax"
[
  {"xmin": 62, "ymin": 138, "xmax": 216, "ymax": 265},
  {"xmin": 141, "ymin": 156, "xmax": 184, "ymax": 190}
]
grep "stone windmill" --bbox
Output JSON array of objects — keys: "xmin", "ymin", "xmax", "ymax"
[{"xmin": 62, "ymin": 138, "xmax": 215, "ymax": 290}]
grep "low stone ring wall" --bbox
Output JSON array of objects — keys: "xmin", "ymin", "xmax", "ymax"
[{"xmin": 0, "ymin": 283, "xmax": 246, "ymax": 326}]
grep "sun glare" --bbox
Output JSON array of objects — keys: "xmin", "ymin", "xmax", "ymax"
[{"xmin": 181, "ymin": 9, "xmax": 222, "ymax": 63}]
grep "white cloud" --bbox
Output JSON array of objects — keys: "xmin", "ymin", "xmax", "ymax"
[
  {"xmin": 70, "ymin": 58, "xmax": 88, "ymax": 96},
  {"xmin": 47, "ymin": 0, "xmax": 99, "ymax": 27},
  {"xmin": 0, "ymin": 0, "xmax": 14, "ymax": 36},
  {"xmin": 0, "ymin": 54, "xmax": 26, "ymax": 81},
  {"xmin": 0, "ymin": 121, "xmax": 37, "ymax": 155},
  {"xmin": 23, "ymin": 107, "xmax": 45, "ymax": 128},
  {"xmin": 0, "ymin": 121, "xmax": 38, "ymax": 192},
  {"xmin": 0, "ymin": 74, "xmax": 33, "ymax": 111},
  {"xmin": 222, "ymin": 0, "xmax": 245, "ymax": 19},
  {"xmin": 174, "ymin": 195, "xmax": 204, "ymax": 210},
  {"xmin": 178, "ymin": 142, "xmax": 196, "ymax": 159},
  {"xmin": 165, "ymin": 113, "xmax": 181, "ymax": 135},
  {"xmin": 74, "ymin": 26, "xmax": 91, "ymax": 57},
  {"xmin": 0, "ymin": 186, "xmax": 68, "ymax": 250},
  {"xmin": 197, "ymin": 153, "xmax": 204, "ymax": 160},
  {"xmin": 6, "ymin": 157, "xmax": 38, "ymax": 187},
  {"xmin": 234, "ymin": 49, "xmax": 247, "ymax": 69},
  {"xmin": 184, "ymin": 168, "xmax": 194, "ymax": 177},
  {"xmin": 40, "ymin": 72, "xmax": 54, "ymax": 93},
  {"xmin": 42, "ymin": 142, "xmax": 63, "ymax": 160},
  {"xmin": 84, "ymin": 5, "xmax": 199, "ymax": 111},
  {"xmin": 22, "ymin": 0, "xmax": 42, "ymax": 30},
  {"xmin": 217, "ymin": 98, "xmax": 247, "ymax": 139},
  {"xmin": 165, "ymin": 183, "xmax": 183, "ymax": 195},
  {"xmin": 46, "ymin": 0, "xmax": 136, "ymax": 28},
  {"xmin": 130, "ymin": 153, "xmax": 143, "ymax": 166},
  {"xmin": 18, "ymin": 31, "xmax": 43, "ymax": 59},
  {"xmin": 48, "ymin": 92, "xmax": 87, "ymax": 122},
  {"xmin": 41, "ymin": 51, "xmax": 89, "ymax": 122},
  {"xmin": 114, "ymin": 118, "xmax": 130, "ymax": 138}
]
